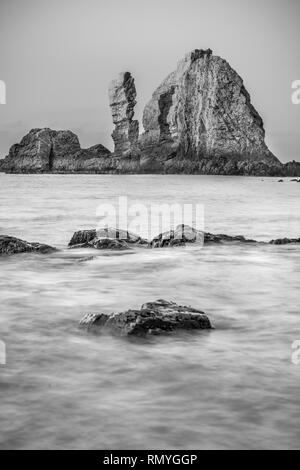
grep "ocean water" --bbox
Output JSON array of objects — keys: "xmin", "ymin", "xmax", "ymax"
[{"xmin": 0, "ymin": 174, "xmax": 299, "ymax": 450}]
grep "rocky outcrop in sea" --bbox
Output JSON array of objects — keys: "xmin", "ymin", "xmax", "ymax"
[
  {"xmin": 0, "ymin": 49, "xmax": 299, "ymax": 176},
  {"xmin": 79, "ymin": 299, "xmax": 213, "ymax": 337},
  {"xmin": 68, "ymin": 225, "xmax": 300, "ymax": 250},
  {"xmin": 0, "ymin": 128, "xmax": 113, "ymax": 174},
  {"xmin": 150, "ymin": 224, "xmax": 258, "ymax": 247},
  {"xmin": 1, "ymin": 226, "xmax": 299, "ymax": 256},
  {"xmin": 139, "ymin": 49, "xmax": 281, "ymax": 175},
  {"xmin": 0, "ymin": 235, "xmax": 56, "ymax": 255},
  {"xmin": 68, "ymin": 228, "xmax": 148, "ymax": 250}
]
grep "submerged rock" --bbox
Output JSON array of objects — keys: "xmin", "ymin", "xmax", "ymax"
[
  {"xmin": 269, "ymin": 238, "xmax": 300, "ymax": 245},
  {"xmin": 0, "ymin": 235, "xmax": 56, "ymax": 255},
  {"xmin": 150, "ymin": 225, "xmax": 258, "ymax": 247},
  {"xmin": 68, "ymin": 228, "xmax": 147, "ymax": 250},
  {"xmin": 204, "ymin": 233, "xmax": 258, "ymax": 244},
  {"xmin": 79, "ymin": 299, "xmax": 212, "ymax": 337}
]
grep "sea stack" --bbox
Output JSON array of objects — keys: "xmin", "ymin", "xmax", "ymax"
[
  {"xmin": 109, "ymin": 72, "xmax": 139, "ymax": 158},
  {"xmin": 1, "ymin": 49, "xmax": 300, "ymax": 176},
  {"xmin": 139, "ymin": 48, "xmax": 281, "ymax": 174}
]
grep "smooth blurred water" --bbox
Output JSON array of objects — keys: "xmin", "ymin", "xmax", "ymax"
[{"xmin": 0, "ymin": 174, "xmax": 299, "ymax": 450}]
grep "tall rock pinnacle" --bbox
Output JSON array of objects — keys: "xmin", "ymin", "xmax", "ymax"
[
  {"xmin": 139, "ymin": 49, "xmax": 281, "ymax": 174},
  {"xmin": 109, "ymin": 72, "xmax": 139, "ymax": 157}
]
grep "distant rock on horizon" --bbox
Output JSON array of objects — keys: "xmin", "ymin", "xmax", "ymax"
[
  {"xmin": 1, "ymin": 49, "xmax": 300, "ymax": 176},
  {"xmin": 0, "ymin": 128, "xmax": 113, "ymax": 173}
]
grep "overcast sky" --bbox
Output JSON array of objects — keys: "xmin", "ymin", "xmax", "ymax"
[{"xmin": 0, "ymin": 0, "xmax": 299, "ymax": 161}]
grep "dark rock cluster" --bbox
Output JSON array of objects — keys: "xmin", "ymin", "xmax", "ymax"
[
  {"xmin": 0, "ymin": 235, "xmax": 56, "ymax": 255},
  {"xmin": 2, "ymin": 226, "xmax": 300, "ymax": 256},
  {"xmin": 149, "ymin": 225, "xmax": 258, "ymax": 248},
  {"xmin": 68, "ymin": 228, "xmax": 148, "ymax": 250},
  {"xmin": 67, "ymin": 225, "xmax": 300, "ymax": 251}
]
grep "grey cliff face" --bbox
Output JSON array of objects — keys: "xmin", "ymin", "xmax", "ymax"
[
  {"xmin": 109, "ymin": 72, "xmax": 139, "ymax": 157},
  {"xmin": 139, "ymin": 49, "xmax": 281, "ymax": 174}
]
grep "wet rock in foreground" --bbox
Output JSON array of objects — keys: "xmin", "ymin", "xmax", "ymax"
[
  {"xmin": 0, "ymin": 235, "xmax": 57, "ymax": 255},
  {"xmin": 68, "ymin": 228, "xmax": 148, "ymax": 250},
  {"xmin": 79, "ymin": 299, "xmax": 212, "ymax": 337}
]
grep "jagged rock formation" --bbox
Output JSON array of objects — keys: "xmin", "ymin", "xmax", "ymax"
[
  {"xmin": 1, "ymin": 49, "xmax": 299, "ymax": 175},
  {"xmin": 69, "ymin": 230, "xmax": 98, "ymax": 247},
  {"xmin": 0, "ymin": 128, "xmax": 112, "ymax": 173},
  {"xmin": 0, "ymin": 235, "xmax": 56, "ymax": 255},
  {"xmin": 139, "ymin": 48, "xmax": 284, "ymax": 175},
  {"xmin": 109, "ymin": 72, "xmax": 139, "ymax": 157},
  {"xmin": 79, "ymin": 299, "xmax": 213, "ymax": 337}
]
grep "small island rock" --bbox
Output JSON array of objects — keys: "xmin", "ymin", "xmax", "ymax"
[{"xmin": 79, "ymin": 299, "xmax": 213, "ymax": 337}]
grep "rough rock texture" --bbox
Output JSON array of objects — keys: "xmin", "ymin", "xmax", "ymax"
[
  {"xmin": 69, "ymin": 230, "xmax": 97, "ymax": 247},
  {"xmin": 150, "ymin": 224, "xmax": 258, "ymax": 247},
  {"xmin": 0, "ymin": 235, "xmax": 56, "ymax": 255},
  {"xmin": 1, "ymin": 50, "xmax": 300, "ymax": 176},
  {"xmin": 139, "ymin": 49, "xmax": 284, "ymax": 175},
  {"xmin": 109, "ymin": 72, "xmax": 139, "ymax": 158},
  {"xmin": 283, "ymin": 161, "xmax": 300, "ymax": 177},
  {"xmin": 150, "ymin": 225, "xmax": 203, "ymax": 247},
  {"xmin": 204, "ymin": 232, "xmax": 258, "ymax": 244},
  {"xmin": 0, "ymin": 128, "xmax": 112, "ymax": 173},
  {"xmin": 70, "ymin": 225, "xmax": 293, "ymax": 250},
  {"xmin": 269, "ymin": 237, "xmax": 300, "ymax": 245},
  {"xmin": 79, "ymin": 299, "xmax": 212, "ymax": 337},
  {"xmin": 68, "ymin": 228, "xmax": 147, "ymax": 250},
  {"xmin": 74, "ymin": 238, "xmax": 130, "ymax": 250}
]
